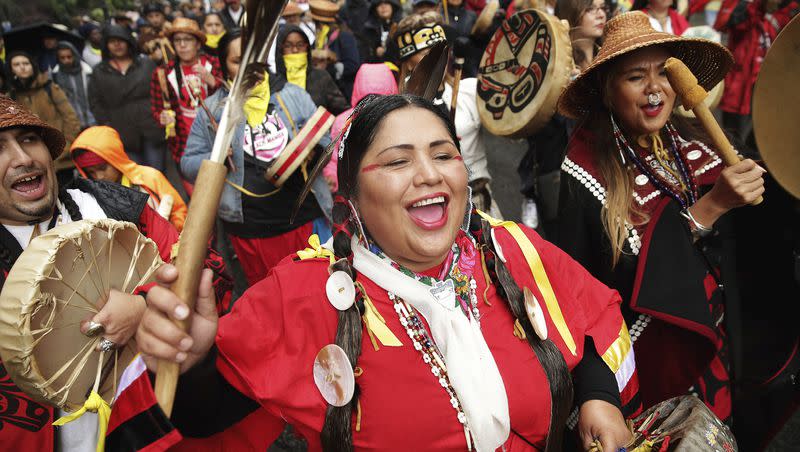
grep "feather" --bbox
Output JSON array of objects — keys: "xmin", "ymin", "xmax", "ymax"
[
  {"xmin": 403, "ymin": 42, "xmax": 450, "ymax": 100},
  {"xmin": 208, "ymin": 0, "xmax": 289, "ymax": 164},
  {"xmin": 290, "ymin": 142, "xmax": 334, "ymax": 224}
]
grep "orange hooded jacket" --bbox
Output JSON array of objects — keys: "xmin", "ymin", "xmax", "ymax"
[{"xmin": 70, "ymin": 126, "xmax": 188, "ymax": 231}]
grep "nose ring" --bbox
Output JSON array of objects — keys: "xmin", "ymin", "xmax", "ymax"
[{"xmin": 648, "ymin": 93, "xmax": 662, "ymax": 106}]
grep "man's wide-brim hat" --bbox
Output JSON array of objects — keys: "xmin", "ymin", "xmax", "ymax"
[
  {"xmin": 309, "ymin": 0, "xmax": 340, "ymax": 23},
  {"xmin": 0, "ymin": 96, "xmax": 65, "ymax": 160},
  {"xmin": 557, "ymin": 11, "xmax": 734, "ymax": 119},
  {"xmin": 165, "ymin": 17, "xmax": 206, "ymax": 42}
]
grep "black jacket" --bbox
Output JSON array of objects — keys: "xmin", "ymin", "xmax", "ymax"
[
  {"xmin": 219, "ymin": 6, "xmax": 243, "ymax": 31},
  {"xmin": 88, "ymin": 29, "xmax": 163, "ymax": 154},
  {"xmin": 274, "ymin": 25, "xmax": 350, "ymax": 115}
]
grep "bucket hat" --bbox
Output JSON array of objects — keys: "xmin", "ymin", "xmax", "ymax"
[{"xmin": 0, "ymin": 97, "xmax": 65, "ymax": 160}]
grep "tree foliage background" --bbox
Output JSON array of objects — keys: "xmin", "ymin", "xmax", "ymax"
[{"xmin": 0, "ymin": 0, "xmax": 140, "ymax": 28}]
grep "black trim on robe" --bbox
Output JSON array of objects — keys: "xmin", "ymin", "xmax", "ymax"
[{"xmin": 170, "ymin": 346, "xmax": 260, "ymax": 437}]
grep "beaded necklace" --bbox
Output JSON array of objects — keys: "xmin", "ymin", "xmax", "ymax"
[
  {"xmin": 390, "ymin": 293, "xmax": 475, "ymax": 450},
  {"xmin": 612, "ymin": 117, "xmax": 698, "ymax": 209},
  {"xmin": 371, "ymin": 235, "xmax": 481, "ymax": 321},
  {"xmin": 370, "ymin": 232, "xmax": 481, "ymax": 450}
]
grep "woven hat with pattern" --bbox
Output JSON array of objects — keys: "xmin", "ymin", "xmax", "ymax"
[
  {"xmin": 557, "ymin": 11, "xmax": 734, "ymax": 119},
  {"xmin": 165, "ymin": 17, "xmax": 206, "ymax": 42},
  {"xmin": 0, "ymin": 96, "xmax": 65, "ymax": 160},
  {"xmin": 309, "ymin": 0, "xmax": 340, "ymax": 23}
]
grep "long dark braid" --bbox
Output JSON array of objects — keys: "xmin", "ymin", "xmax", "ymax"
[
  {"xmin": 321, "ymin": 93, "xmax": 572, "ymax": 449},
  {"xmin": 59, "ymin": 186, "xmax": 83, "ymax": 223},
  {"xmin": 320, "ymin": 197, "xmax": 363, "ymax": 452},
  {"xmin": 172, "ymin": 59, "xmax": 188, "ymax": 103},
  {"xmin": 470, "ymin": 213, "xmax": 573, "ymax": 452}
]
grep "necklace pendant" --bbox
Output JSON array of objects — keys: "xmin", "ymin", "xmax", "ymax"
[{"xmin": 429, "ymin": 279, "xmax": 457, "ymax": 310}]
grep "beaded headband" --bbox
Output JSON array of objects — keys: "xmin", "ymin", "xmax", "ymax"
[{"xmin": 396, "ymin": 24, "xmax": 447, "ymax": 60}]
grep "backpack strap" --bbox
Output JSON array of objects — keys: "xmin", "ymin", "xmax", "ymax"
[{"xmin": 476, "ymin": 210, "xmax": 577, "ymax": 356}]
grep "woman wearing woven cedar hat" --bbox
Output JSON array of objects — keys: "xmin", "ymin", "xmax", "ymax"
[
  {"xmin": 149, "ymin": 16, "xmax": 222, "ymax": 195},
  {"xmin": 182, "ymin": 31, "xmax": 334, "ymax": 287},
  {"xmin": 555, "ymin": 11, "xmax": 765, "ymax": 423},
  {"xmin": 139, "ymin": 92, "xmax": 638, "ymax": 451}
]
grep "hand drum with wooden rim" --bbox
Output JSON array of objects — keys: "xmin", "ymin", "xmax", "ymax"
[
  {"xmin": 477, "ymin": 9, "xmax": 572, "ymax": 138},
  {"xmin": 0, "ymin": 219, "xmax": 163, "ymax": 411},
  {"xmin": 753, "ymin": 14, "xmax": 800, "ymax": 199}
]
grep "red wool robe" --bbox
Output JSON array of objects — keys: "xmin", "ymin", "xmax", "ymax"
[{"xmin": 210, "ymin": 224, "xmax": 636, "ymax": 450}]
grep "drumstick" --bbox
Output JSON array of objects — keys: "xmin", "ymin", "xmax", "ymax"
[
  {"xmin": 442, "ymin": 0, "xmax": 450, "ymax": 24},
  {"xmin": 664, "ymin": 57, "xmax": 763, "ymax": 205}
]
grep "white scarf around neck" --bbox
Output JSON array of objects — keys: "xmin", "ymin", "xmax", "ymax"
[{"xmin": 352, "ymin": 238, "xmax": 510, "ymax": 452}]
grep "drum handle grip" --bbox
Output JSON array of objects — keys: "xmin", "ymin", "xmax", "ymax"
[
  {"xmin": 664, "ymin": 57, "xmax": 762, "ymax": 205},
  {"xmin": 154, "ymin": 159, "xmax": 228, "ymax": 416}
]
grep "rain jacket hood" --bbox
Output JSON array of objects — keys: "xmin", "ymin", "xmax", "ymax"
[
  {"xmin": 275, "ymin": 25, "xmax": 312, "ymax": 77},
  {"xmin": 326, "ymin": 63, "xmax": 397, "ymax": 190},
  {"xmin": 71, "ymin": 126, "xmax": 188, "ymax": 230},
  {"xmin": 349, "ymin": 62, "xmax": 397, "ymax": 106},
  {"xmin": 55, "ymin": 41, "xmax": 82, "ymax": 73},
  {"xmin": 101, "ymin": 25, "xmax": 138, "ymax": 60}
]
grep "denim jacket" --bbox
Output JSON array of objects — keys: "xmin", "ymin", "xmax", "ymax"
[{"xmin": 181, "ymin": 83, "xmax": 333, "ymax": 224}]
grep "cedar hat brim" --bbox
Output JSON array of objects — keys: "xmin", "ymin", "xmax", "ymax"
[
  {"xmin": 309, "ymin": 0, "xmax": 340, "ymax": 23},
  {"xmin": 0, "ymin": 97, "xmax": 66, "ymax": 160},
  {"xmin": 557, "ymin": 11, "xmax": 734, "ymax": 119},
  {"xmin": 310, "ymin": 13, "xmax": 338, "ymax": 23},
  {"xmin": 165, "ymin": 18, "xmax": 206, "ymax": 42}
]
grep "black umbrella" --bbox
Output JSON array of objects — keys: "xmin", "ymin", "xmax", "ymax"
[{"xmin": 4, "ymin": 22, "xmax": 85, "ymax": 56}]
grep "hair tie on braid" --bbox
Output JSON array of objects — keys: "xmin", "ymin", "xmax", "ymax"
[{"xmin": 333, "ymin": 221, "xmax": 353, "ymax": 240}]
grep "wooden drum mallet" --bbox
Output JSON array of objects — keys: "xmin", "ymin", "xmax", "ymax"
[{"xmin": 664, "ymin": 57, "xmax": 762, "ymax": 205}]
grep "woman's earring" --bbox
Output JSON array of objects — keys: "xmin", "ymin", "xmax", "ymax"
[
  {"xmin": 462, "ymin": 184, "xmax": 474, "ymax": 231},
  {"xmin": 347, "ymin": 199, "xmax": 368, "ymax": 246},
  {"xmin": 609, "ymin": 112, "xmax": 627, "ymax": 165}
]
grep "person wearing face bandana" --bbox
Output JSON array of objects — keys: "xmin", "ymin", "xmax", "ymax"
[
  {"xmin": 275, "ymin": 25, "xmax": 350, "ymax": 115},
  {"xmin": 182, "ymin": 31, "xmax": 334, "ymax": 286}
]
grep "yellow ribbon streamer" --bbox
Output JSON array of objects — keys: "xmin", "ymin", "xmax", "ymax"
[
  {"xmin": 244, "ymin": 71, "xmax": 271, "ymax": 128},
  {"xmin": 383, "ymin": 61, "xmax": 399, "ymax": 73},
  {"xmin": 476, "ymin": 210, "xmax": 577, "ymax": 356},
  {"xmin": 315, "ymin": 25, "xmax": 330, "ymax": 50},
  {"xmin": 356, "ymin": 281, "xmax": 402, "ymax": 350},
  {"xmin": 52, "ymin": 391, "xmax": 111, "ymax": 452},
  {"xmin": 164, "ymin": 110, "xmax": 176, "ymax": 139},
  {"xmin": 296, "ymin": 234, "xmax": 335, "ymax": 264}
]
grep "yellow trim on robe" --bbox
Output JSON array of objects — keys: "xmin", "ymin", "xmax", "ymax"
[
  {"xmin": 601, "ymin": 323, "xmax": 633, "ymax": 373},
  {"xmin": 476, "ymin": 210, "xmax": 577, "ymax": 356}
]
